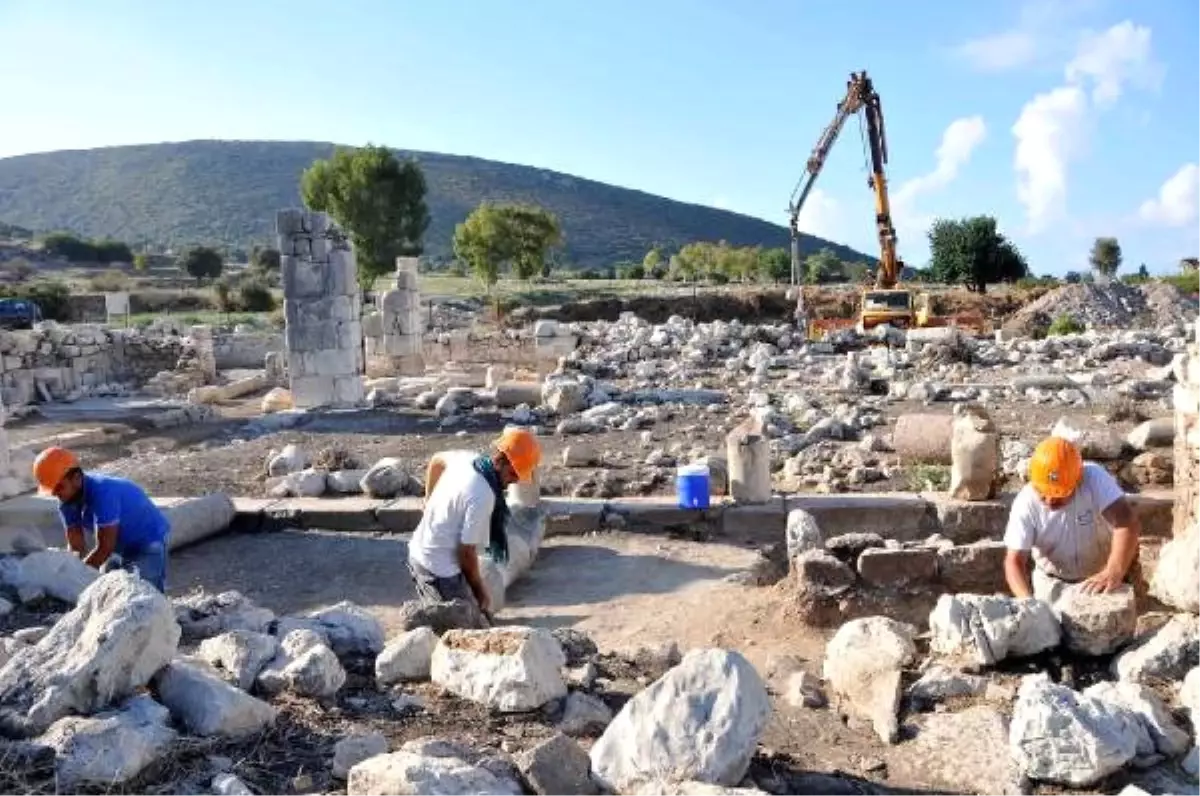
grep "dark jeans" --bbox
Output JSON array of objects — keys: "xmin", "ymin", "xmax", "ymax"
[
  {"xmin": 101, "ymin": 542, "xmax": 168, "ymax": 593},
  {"xmin": 408, "ymin": 560, "xmax": 477, "ymax": 605}
]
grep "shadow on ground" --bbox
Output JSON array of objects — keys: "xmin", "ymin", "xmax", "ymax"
[{"xmin": 505, "ymin": 543, "xmax": 740, "ymax": 609}]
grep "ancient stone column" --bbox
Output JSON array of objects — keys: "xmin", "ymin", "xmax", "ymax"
[
  {"xmin": 1173, "ymin": 319, "xmax": 1199, "ymax": 539},
  {"xmin": 278, "ymin": 210, "xmax": 364, "ymax": 408},
  {"xmin": 379, "ymin": 256, "xmax": 425, "ymax": 376},
  {"xmin": 189, "ymin": 325, "xmax": 217, "ymax": 384}
]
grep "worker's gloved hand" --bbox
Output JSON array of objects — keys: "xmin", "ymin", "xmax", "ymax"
[{"xmin": 99, "ymin": 554, "xmax": 124, "ymax": 575}]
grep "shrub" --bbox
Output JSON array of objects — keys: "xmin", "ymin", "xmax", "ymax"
[
  {"xmin": 1047, "ymin": 313, "xmax": 1085, "ymax": 336},
  {"xmin": 1163, "ymin": 271, "xmax": 1199, "ymax": 295},
  {"xmin": 88, "ymin": 269, "xmax": 131, "ymax": 292},
  {"xmin": 213, "ymin": 277, "xmax": 236, "ymax": 312},
  {"xmin": 237, "ymin": 279, "xmax": 276, "ymax": 312}
]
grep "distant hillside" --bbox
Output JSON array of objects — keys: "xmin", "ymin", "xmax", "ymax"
[{"xmin": 0, "ymin": 140, "xmax": 871, "ymax": 269}]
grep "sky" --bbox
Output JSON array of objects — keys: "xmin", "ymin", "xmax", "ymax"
[{"xmin": 0, "ymin": 0, "xmax": 1196, "ymax": 275}]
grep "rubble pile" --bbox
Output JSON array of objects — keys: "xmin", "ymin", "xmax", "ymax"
[
  {"xmin": 0, "ymin": 322, "xmax": 181, "ymax": 407},
  {"xmin": 1004, "ymin": 282, "xmax": 1197, "ymax": 336}
]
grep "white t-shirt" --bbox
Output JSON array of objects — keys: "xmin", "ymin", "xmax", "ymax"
[
  {"xmin": 1003, "ymin": 462, "xmax": 1126, "ymax": 582},
  {"xmin": 408, "ymin": 453, "xmax": 495, "ymax": 578}
]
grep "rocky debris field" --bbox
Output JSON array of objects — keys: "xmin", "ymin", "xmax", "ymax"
[
  {"xmin": 81, "ymin": 300, "xmax": 1193, "ymax": 502},
  {"xmin": 0, "ymin": 510, "xmax": 1196, "ymax": 796}
]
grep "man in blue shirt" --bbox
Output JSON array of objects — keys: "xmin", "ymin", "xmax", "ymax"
[{"xmin": 33, "ymin": 447, "xmax": 171, "ymax": 592}]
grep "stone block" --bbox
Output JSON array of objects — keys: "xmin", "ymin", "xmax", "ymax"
[
  {"xmin": 721, "ymin": 498, "xmax": 787, "ymax": 543},
  {"xmin": 936, "ymin": 540, "xmax": 1008, "ymax": 594},
  {"xmin": 377, "ymin": 498, "xmax": 423, "ymax": 533},
  {"xmin": 857, "ymin": 547, "xmax": 938, "ymax": 588},
  {"xmin": 337, "ymin": 321, "xmax": 364, "ymax": 352},
  {"xmin": 308, "ymin": 349, "xmax": 358, "ymax": 378},
  {"xmin": 332, "ymin": 377, "xmax": 365, "ymax": 407},
  {"xmin": 541, "ymin": 499, "xmax": 605, "ymax": 536},
  {"xmin": 930, "ymin": 496, "xmax": 1011, "ymax": 543},
  {"xmin": 285, "ymin": 321, "xmax": 340, "ymax": 352},
  {"xmin": 290, "ymin": 376, "xmax": 337, "ymax": 409}
]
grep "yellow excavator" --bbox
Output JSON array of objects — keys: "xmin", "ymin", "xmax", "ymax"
[{"xmin": 788, "ymin": 71, "xmax": 936, "ymax": 333}]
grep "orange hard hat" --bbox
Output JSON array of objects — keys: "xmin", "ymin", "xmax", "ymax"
[
  {"xmin": 33, "ymin": 446, "xmax": 79, "ymax": 495},
  {"xmin": 1029, "ymin": 436, "xmax": 1083, "ymax": 500},
  {"xmin": 495, "ymin": 427, "xmax": 541, "ymax": 482}
]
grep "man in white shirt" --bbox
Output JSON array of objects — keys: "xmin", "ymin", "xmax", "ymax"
[
  {"xmin": 1003, "ymin": 436, "xmax": 1141, "ymax": 602},
  {"xmin": 407, "ymin": 427, "xmax": 541, "ymax": 617}
]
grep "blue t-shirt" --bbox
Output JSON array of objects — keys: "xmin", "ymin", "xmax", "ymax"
[{"xmin": 58, "ymin": 473, "xmax": 170, "ymax": 555}]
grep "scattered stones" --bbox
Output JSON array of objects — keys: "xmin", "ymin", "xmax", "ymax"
[
  {"xmin": 1056, "ymin": 584, "xmax": 1138, "ymax": 656},
  {"xmin": 516, "ymin": 732, "xmax": 599, "ymax": 795},
  {"xmin": 590, "ymin": 648, "xmax": 771, "ymax": 792},
  {"xmin": 558, "ymin": 690, "xmax": 614, "ymax": 736},
  {"xmin": 784, "ymin": 509, "xmax": 823, "ymax": 559},
  {"xmin": 1149, "ymin": 526, "xmax": 1199, "ymax": 613},
  {"xmin": 35, "ymin": 694, "xmax": 176, "ymax": 789},
  {"xmin": 212, "ymin": 773, "xmax": 255, "ymax": 795},
  {"xmin": 0, "ymin": 571, "xmax": 180, "ymax": 737},
  {"xmin": 4, "ymin": 548, "xmax": 98, "ymax": 604},
  {"xmin": 266, "ymin": 443, "xmax": 309, "ymax": 476},
  {"xmin": 1009, "ymin": 674, "xmax": 1142, "ymax": 787},
  {"xmin": 1085, "ymin": 681, "xmax": 1191, "ymax": 758},
  {"xmin": 929, "ymin": 594, "xmax": 1061, "ymax": 667},
  {"xmin": 888, "ymin": 705, "xmax": 1021, "ymax": 795},
  {"xmin": 154, "ymin": 660, "xmax": 277, "ymax": 738},
  {"xmin": 907, "ymin": 664, "xmax": 988, "ymax": 704},
  {"xmin": 375, "ymin": 626, "xmax": 439, "ymax": 685},
  {"xmin": 430, "ymin": 627, "xmax": 567, "ymax": 712},
  {"xmin": 783, "ymin": 670, "xmax": 827, "ymax": 709},
  {"xmin": 197, "ymin": 630, "xmax": 279, "ymax": 691},
  {"xmin": 307, "ymin": 600, "xmax": 386, "ymax": 656},
  {"xmin": 822, "ymin": 616, "xmax": 916, "ymax": 744},
  {"xmin": 257, "ymin": 629, "xmax": 346, "ymax": 699},
  {"xmin": 347, "ymin": 747, "xmax": 522, "ymax": 796},
  {"xmin": 173, "ymin": 590, "xmax": 275, "ymax": 641},
  {"xmin": 395, "ymin": 598, "xmax": 488, "ymax": 635},
  {"xmin": 333, "ymin": 731, "xmax": 390, "ymax": 779},
  {"xmin": 360, "ymin": 457, "xmax": 416, "ymax": 498}
]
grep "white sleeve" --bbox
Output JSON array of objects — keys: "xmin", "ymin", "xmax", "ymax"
[
  {"xmin": 1003, "ymin": 489, "xmax": 1038, "ymax": 551},
  {"xmin": 459, "ymin": 487, "xmax": 495, "ymax": 548},
  {"xmin": 1085, "ymin": 463, "xmax": 1125, "ymax": 513}
]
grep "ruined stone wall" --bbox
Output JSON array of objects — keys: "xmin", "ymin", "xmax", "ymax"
[
  {"xmin": 0, "ymin": 325, "xmax": 182, "ymax": 407},
  {"xmin": 213, "ymin": 332, "xmax": 284, "ymax": 370},
  {"xmin": 365, "ymin": 256, "xmax": 424, "ymax": 377},
  {"xmin": 278, "ymin": 209, "xmax": 364, "ymax": 408},
  {"xmin": 1173, "ymin": 319, "xmax": 1199, "ymax": 539}
]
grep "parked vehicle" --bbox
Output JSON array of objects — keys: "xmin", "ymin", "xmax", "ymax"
[{"xmin": 0, "ymin": 297, "xmax": 43, "ymax": 329}]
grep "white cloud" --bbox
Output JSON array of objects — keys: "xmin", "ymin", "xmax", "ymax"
[
  {"xmin": 953, "ymin": 30, "xmax": 1040, "ymax": 72},
  {"xmin": 1011, "ymin": 20, "xmax": 1160, "ymax": 232},
  {"xmin": 1012, "ymin": 86, "xmax": 1089, "ymax": 233},
  {"xmin": 794, "ymin": 188, "xmax": 841, "ymax": 240},
  {"xmin": 893, "ymin": 116, "xmax": 988, "ymax": 239},
  {"xmin": 1138, "ymin": 164, "xmax": 1200, "ymax": 227},
  {"xmin": 1065, "ymin": 20, "xmax": 1163, "ymax": 106}
]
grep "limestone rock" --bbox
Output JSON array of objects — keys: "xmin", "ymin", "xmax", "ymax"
[
  {"xmin": 431, "ymin": 627, "xmax": 566, "ymax": 712},
  {"xmin": 308, "ymin": 600, "xmax": 385, "ymax": 656},
  {"xmin": 260, "ymin": 387, "xmax": 293, "ymax": 414},
  {"xmin": 949, "ymin": 402, "xmax": 1000, "ymax": 501},
  {"xmin": 197, "ymin": 630, "xmax": 279, "ymax": 691},
  {"xmin": 1126, "ymin": 417, "xmax": 1173, "ymax": 451},
  {"xmin": 889, "ymin": 705, "xmax": 1021, "ymax": 795},
  {"xmin": 1112, "ymin": 613, "xmax": 1199, "ymax": 684},
  {"xmin": 270, "ymin": 468, "xmax": 327, "ymax": 497},
  {"xmin": 361, "ymin": 457, "xmax": 415, "ymax": 499},
  {"xmin": 783, "ymin": 670, "xmax": 827, "ymax": 708},
  {"xmin": 376, "ymin": 627, "xmax": 439, "ymax": 685},
  {"xmin": 153, "ymin": 660, "xmax": 276, "ymax": 738},
  {"xmin": 822, "ymin": 616, "xmax": 917, "ymax": 744},
  {"xmin": 257, "ymin": 629, "xmax": 346, "ymax": 699},
  {"xmin": 516, "ymin": 732, "xmax": 598, "ymax": 795},
  {"xmin": 590, "ymin": 648, "xmax": 771, "ymax": 792},
  {"xmin": 1085, "ymin": 681, "xmax": 1191, "ymax": 758},
  {"xmin": 267, "ymin": 443, "xmax": 308, "ymax": 476},
  {"xmin": 173, "ymin": 590, "xmax": 275, "ymax": 641},
  {"xmin": 785, "ymin": 509, "xmax": 823, "ymax": 559},
  {"xmin": 1150, "ymin": 527, "xmax": 1199, "ymax": 613},
  {"xmin": 929, "ymin": 594, "xmax": 1061, "ymax": 666},
  {"xmin": 907, "ymin": 664, "xmax": 987, "ymax": 704},
  {"xmin": 395, "ymin": 598, "xmax": 488, "ymax": 634},
  {"xmin": 212, "ymin": 773, "xmax": 254, "ymax": 795},
  {"xmin": 559, "ymin": 690, "xmax": 614, "ymax": 736},
  {"xmin": 1179, "ymin": 666, "xmax": 1199, "ymax": 719},
  {"xmin": 1009, "ymin": 674, "xmax": 1142, "ymax": 787},
  {"xmin": 35, "ymin": 695, "xmax": 176, "ymax": 789},
  {"xmin": 347, "ymin": 749, "xmax": 522, "ymax": 795},
  {"xmin": 0, "ymin": 571, "xmax": 180, "ymax": 737},
  {"xmin": 1057, "ymin": 584, "xmax": 1137, "ymax": 656},
  {"xmin": 1050, "ymin": 417, "xmax": 1126, "ymax": 460},
  {"xmin": 5, "ymin": 549, "xmax": 98, "ymax": 604},
  {"xmin": 327, "ymin": 469, "xmax": 368, "ymax": 494},
  {"xmin": 333, "ymin": 731, "xmax": 389, "ymax": 779}
]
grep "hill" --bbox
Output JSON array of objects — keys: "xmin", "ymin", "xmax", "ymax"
[{"xmin": 0, "ymin": 140, "xmax": 871, "ymax": 269}]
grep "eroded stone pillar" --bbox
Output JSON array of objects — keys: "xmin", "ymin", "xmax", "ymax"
[
  {"xmin": 1174, "ymin": 319, "xmax": 1199, "ymax": 539},
  {"xmin": 380, "ymin": 256, "xmax": 424, "ymax": 376},
  {"xmin": 189, "ymin": 325, "xmax": 217, "ymax": 384},
  {"xmin": 278, "ymin": 210, "xmax": 364, "ymax": 408}
]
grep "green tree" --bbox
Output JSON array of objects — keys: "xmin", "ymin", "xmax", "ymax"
[
  {"xmin": 451, "ymin": 203, "xmax": 562, "ymax": 288},
  {"xmin": 643, "ymin": 247, "xmax": 663, "ymax": 275},
  {"xmin": 179, "ymin": 246, "xmax": 224, "ymax": 285},
  {"xmin": 1065, "ymin": 271, "xmax": 1083, "ymax": 284},
  {"xmin": 301, "ymin": 144, "xmax": 431, "ymax": 288},
  {"xmin": 1137, "ymin": 263, "xmax": 1149, "ymax": 279},
  {"xmin": 758, "ymin": 247, "xmax": 791, "ymax": 283},
  {"xmin": 804, "ymin": 248, "xmax": 844, "ymax": 284},
  {"xmin": 927, "ymin": 215, "xmax": 1028, "ymax": 293},
  {"xmin": 1089, "ymin": 237, "xmax": 1122, "ymax": 278}
]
